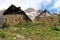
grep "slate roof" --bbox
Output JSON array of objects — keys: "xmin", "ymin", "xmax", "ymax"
[
  {"xmin": 37, "ymin": 10, "xmax": 52, "ymax": 17},
  {"xmin": 3, "ymin": 4, "xmax": 24, "ymax": 15}
]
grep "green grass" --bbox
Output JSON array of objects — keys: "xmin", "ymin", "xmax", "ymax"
[{"xmin": 0, "ymin": 22, "xmax": 60, "ymax": 40}]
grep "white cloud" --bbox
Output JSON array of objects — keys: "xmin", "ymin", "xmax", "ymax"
[
  {"xmin": 0, "ymin": 0, "xmax": 51, "ymax": 10},
  {"xmin": 53, "ymin": 0, "xmax": 60, "ymax": 8},
  {"xmin": 11, "ymin": 0, "xmax": 42, "ymax": 10},
  {"xmin": 41, "ymin": 0, "xmax": 51, "ymax": 5},
  {"xmin": 49, "ymin": 0, "xmax": 60, "ymax": 11}
]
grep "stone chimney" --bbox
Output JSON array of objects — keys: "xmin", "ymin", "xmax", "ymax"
[{"xmin": 18, "ymin": 7, "xmax": 21, "ymax": 10}]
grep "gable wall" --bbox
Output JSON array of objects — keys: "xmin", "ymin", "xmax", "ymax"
[{"xmin": 34, "ymin": 14, "xmax": 59, "ymax": 23}]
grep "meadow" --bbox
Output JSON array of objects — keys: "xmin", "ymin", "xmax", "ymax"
[{"xmin": 0, "ymin": 21, "xmax": 60, "ymax": 40}]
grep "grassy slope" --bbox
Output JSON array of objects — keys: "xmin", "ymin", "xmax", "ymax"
[{"xmin": 0, "ymin": 22, "xmax": 60, "ymax": 40}]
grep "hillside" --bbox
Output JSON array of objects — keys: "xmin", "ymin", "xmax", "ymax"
[
  {"xmin": 0, "ymin": 22, "xmax": 60, "ymax": 40},
  {"xmin": 0, "ymin": 9, "xmax": 60, "ymax": 40}
]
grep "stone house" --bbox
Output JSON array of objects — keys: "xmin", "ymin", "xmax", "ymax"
[
  {"xmin": 34, "ymin": 10, "xmax": 58, "ymax": 23},
  {"xmin": 3, "ymin": 5, "xmax": 32, "ymax": 25}
]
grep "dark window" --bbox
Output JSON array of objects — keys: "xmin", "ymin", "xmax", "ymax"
[
  {"xmin": 13, "ymin": 19, "xmax": 17, "ymax": 22},
  {"xmin": 51, "ymin": 17, "xmax": 53, "ymax": 21},
  {"xmin": 15, "ymin": 20, "xmax": 17, "ymax": 21},
  {"xmin": 51, "ymin": 18, "xmax": 53, "ymax": 19}
]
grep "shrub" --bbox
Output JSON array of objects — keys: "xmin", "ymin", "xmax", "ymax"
[
  {"xmin": 51, "ymin": 27, "xmax": 60, "ymax": 31},
  {"xmin": 15, "ymin": 20, "xmax": 32, "ymax": 27},
  {"xmin": 2, "ymin": 23, "xmax": 10, "ymax": 28},
  {"xmin": 0, "ymin": 31, "xmax": 5, "ymax": 38}
]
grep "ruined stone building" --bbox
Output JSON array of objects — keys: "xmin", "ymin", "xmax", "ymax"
[
  {"xmin": 34, "ymin": 10, "xmax": 59, "ymax": 23},
  {"xmin": 3, "ymin": 5, "xmax": 32, "ymax": 25},
  {"xmin": 2, "ymin": 4, "xmax": 59, "ymax": 26}
]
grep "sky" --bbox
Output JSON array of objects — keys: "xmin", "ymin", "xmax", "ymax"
[{"xmin": 0, "ymin": 0, "xmax": 60, "ymax": 12}]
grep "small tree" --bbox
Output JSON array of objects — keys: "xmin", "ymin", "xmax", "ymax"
[{"xmin": 0, "ymin": 31, "xmax": 5, "ymax": 38}]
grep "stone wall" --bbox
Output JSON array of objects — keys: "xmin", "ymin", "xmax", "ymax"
[
  {"xmin": 3, "ymin": 14, "xmax": 26, "ymax": 25},
  {"xmin": 52, "ymin": 14, "xmax": 59, "ymax": 23},
  {"xmin": 34, "ymin": 14, "xmax": 59, "ymax": 23}
]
